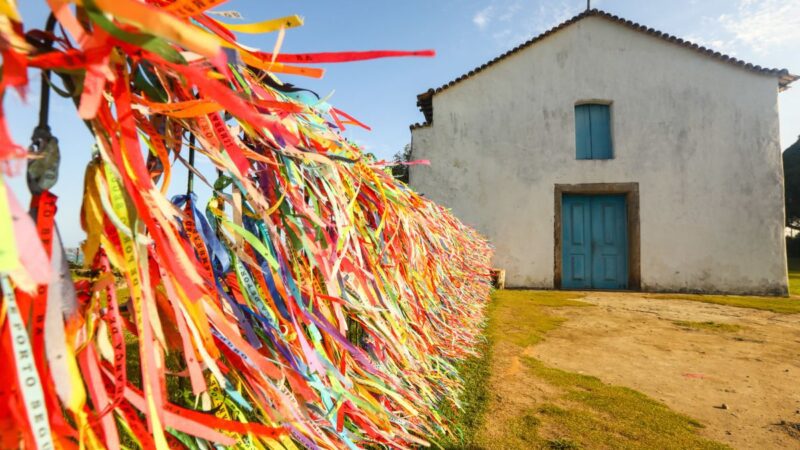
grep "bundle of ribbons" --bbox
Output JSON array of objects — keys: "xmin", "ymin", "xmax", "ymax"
[{"xmin": 0, "ymin": 1, "xmax": 492, "ymax": 449}]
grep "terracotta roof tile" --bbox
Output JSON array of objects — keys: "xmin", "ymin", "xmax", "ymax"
[{"xmin": 414, "ymin": 8, "xmax": 798, "ymax": 126}]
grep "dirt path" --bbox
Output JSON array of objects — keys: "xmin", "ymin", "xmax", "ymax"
[{"xmin": 528, "ymin": 292, "xmax": 800, "ymax": 449}]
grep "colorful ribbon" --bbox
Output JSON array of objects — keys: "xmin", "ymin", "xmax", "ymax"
[{"xmin": 0, "ymin": 1, "xmax": 491, "ymax": 449}]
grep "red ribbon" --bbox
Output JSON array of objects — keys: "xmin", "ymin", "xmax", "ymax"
[{"xmin": 256, "ymin": 49, "xmax": 436, "ymax": 64}]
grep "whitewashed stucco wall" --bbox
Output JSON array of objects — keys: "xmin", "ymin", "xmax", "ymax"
[{"xmin": 410, "ymin": 16, "xmax": 788, "ymax": 294}]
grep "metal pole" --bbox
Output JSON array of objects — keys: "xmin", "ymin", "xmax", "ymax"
[
  {"xmin": 36, "ymin": 14, "xmax": 57, "ymax": 135},
  {"xmin": 187, "ymin": 133, "xmax": 195, "ymax": 194},
  {"xmin": 28, "ymin": 13, "xmax": 60, "ymax": 196}
]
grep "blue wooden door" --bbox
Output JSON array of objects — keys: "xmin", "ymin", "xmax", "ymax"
[{"xmin": 562, "ymin": 195, "xmax": 628, "ymax": 289}]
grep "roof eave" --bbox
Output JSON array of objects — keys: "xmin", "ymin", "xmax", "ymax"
[{"xmin": 779, "ymin": 72, "xmax": 800, "ymax": 91}]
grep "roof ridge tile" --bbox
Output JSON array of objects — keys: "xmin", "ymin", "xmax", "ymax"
[{"xmin": 413, "ymin": 8, "xmax": 798, "ymax": 124}]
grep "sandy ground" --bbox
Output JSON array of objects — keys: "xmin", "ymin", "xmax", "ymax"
[{"xmin": 527, "ymin": 292, "xmax": 800, "ymax": 450}]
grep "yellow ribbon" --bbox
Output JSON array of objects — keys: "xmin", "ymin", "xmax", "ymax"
[
  {"xmin": 92, "ymin": 0, "xmax": 221, "ymax": 59},
  {"xmin": 0, "ymin": 178, "xmax": 20, "ymax": 271},
  {"xmin": 220, "ymin": 15, "xmax": 303, "ymax": 34}
]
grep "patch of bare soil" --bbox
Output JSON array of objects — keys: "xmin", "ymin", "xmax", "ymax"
[
  {"xmin": 528, "ymin": 292, "xmax": 800, "ymax": 450},
  {"xmin": 474, "ymin": 340, "xmax": 560, "ymax": 447}
]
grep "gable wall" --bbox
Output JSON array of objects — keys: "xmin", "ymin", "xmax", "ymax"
[{"xmin": 410, "ymin": 16, "xmax": 788, "ymax": 294}]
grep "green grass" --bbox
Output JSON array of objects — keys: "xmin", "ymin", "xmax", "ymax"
[
  {"xmin": 521, "ymin": 359, "xmax": 727, "ymax": 450},
  {"xmin": 672, "ymin": 320, "xmax": 743, "ymax": 333},
  {"xmin": 435, "ymin": 331, "xmax": 493, "ymax": 449},
  {"xmin": 789, "ymin": 258, "xmax": 800, "ymax": 296},
  {"xmin": 455, "ymin": 290, "xmax": 729, "ymax": 450},
  {"xmin": 436, "ymin": 291, "xmax": 590, "ymax": 449},
  {"xmin": 488, "ymin": 290, "xmax": 592, "ymax": 347},
  {"xmin": 640, "ymin": 258, "xmax": 800, "ymax": 314},
  {"xmin": 643, "ymin": 293, "xmax": 800, "ymax": 314}
]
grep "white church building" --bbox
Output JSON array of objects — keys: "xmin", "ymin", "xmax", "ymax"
[{"xmin": 409, "ymin": 9, "xmax": 797, "ymax": 295}]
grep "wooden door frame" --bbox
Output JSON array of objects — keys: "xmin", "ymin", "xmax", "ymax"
[{"xmin": 554, "ymin": 183, "xmax": 641, "ymax": 290}]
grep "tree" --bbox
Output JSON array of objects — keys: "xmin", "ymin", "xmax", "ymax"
[
  {"xmin": 784, "ymin": 136, "xmax": 800, "ymax": 233},
  {"xmin": 390, "ymin": 143, "xmax": 412, "ymax": 183}
]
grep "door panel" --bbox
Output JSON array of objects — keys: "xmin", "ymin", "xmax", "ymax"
[
  {"xmin": 562, "ymin": 196, "xmax": 592, "ymax": 289},
  {"xmin": 561, "ymin": 194, "xmax": 628, "ymax": 290},
  {"xmin": 590, "ymin": 195, "xmax": 628, "ymax": 289},
  {"xmin": 571, "ymin": 255, "xmax": 587, "ymax": 280}
]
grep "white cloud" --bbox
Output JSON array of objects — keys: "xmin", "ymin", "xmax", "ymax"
[
  {"xmin": 672, "ymin": 0, "xmax": 800, "ymax": 62},
  {"xmin": 507, "ymin": 1, "xmax": 575, "ymax": 46},
  {"xmin": 497, "ymin": 2, "xmax": 522, "ymax": 22},
  {"xmin": 718, "ymin": 0, "xmax": 800, "ymax": 53},
  {"xmin": 473, "ymin": 6, "xmax": 494, "ymax": 29},
  {"xmin": 683, "ymin": 34, "xmax": 738, "ymax": 56},
  {"xmin": 472, "ymin": 1, "xmax": 579, "ymax": 48}
]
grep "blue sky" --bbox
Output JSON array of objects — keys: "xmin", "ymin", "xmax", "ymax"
[{"xmin": 6, "ymin": 0, "xmax": 800, "ymax": 248}]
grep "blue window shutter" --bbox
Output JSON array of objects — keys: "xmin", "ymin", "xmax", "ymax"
[
  {"xmin": 589, "ymin": 104, "xmax": 613, "ymax": 159},
  {"xmin": 575, "ymin": 105, "xmax": 592, "ymax": 159}
]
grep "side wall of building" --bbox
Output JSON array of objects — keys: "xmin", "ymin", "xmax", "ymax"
[{"xmin": 410, "ymin": 16, "xmax": 788, "ymax": 294}]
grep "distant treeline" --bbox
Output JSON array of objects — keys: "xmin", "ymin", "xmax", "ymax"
[{"xmin": 784, "ymin": 136, "xmax": 800, "ymax": 256}]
